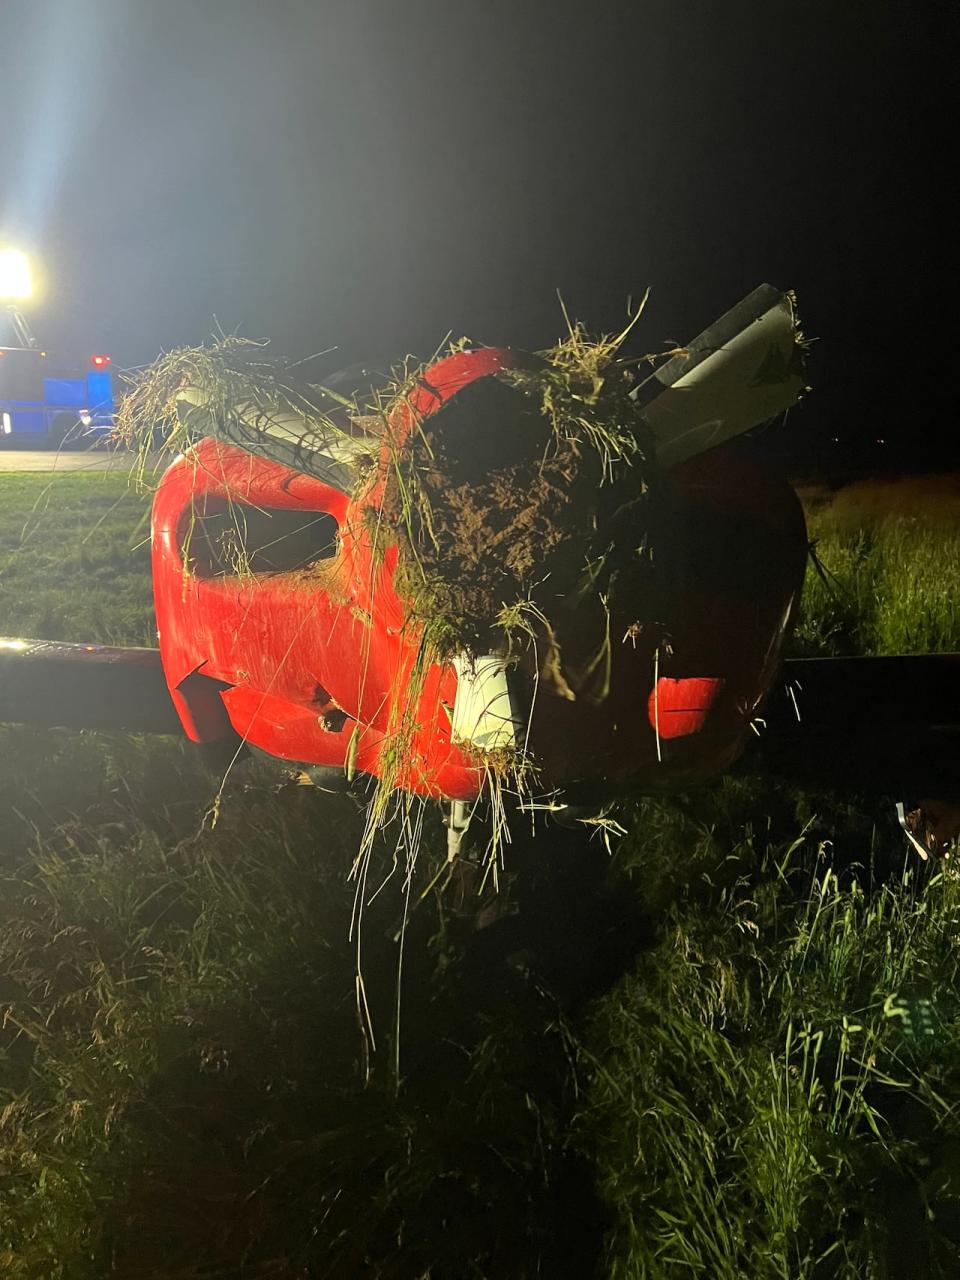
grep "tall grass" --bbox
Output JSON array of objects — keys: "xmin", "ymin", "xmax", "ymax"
[
  {"xmin": 0, "ymin": 766, "xmax": 586, "ymax": 1278},
  {"xmin": 792, "ymin": 476, "xmax": 960, "ymax": 656},
  {"xmin": 582, "ymin": 780, "xmax": 960, "ymax": 1278}
]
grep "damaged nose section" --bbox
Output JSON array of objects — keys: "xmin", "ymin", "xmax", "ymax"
[{"xmin": 130, "ymin": 288, "xmax": 809, "ymax": 833}]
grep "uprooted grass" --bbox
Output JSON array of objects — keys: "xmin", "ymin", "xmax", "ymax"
[
  {"xmin": 377, "ymin": 321, "xmax": 664, "ymax": 657},
  {"xmin": 353, "ymin": 322, "xmax": 671, "ymax": 897},
  {"xmin": 115, "ymin": 336, "xmax": 362, "ymax": 481}
]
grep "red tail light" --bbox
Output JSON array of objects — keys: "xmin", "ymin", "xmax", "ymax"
[{"xmin": 90, "ymin": 354, "xmax": 111, "ymax": 368}]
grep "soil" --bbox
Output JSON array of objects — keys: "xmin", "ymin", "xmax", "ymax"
[{"xmin": 382, "ymin": 372, "xmax": 665, "ymax": 673}]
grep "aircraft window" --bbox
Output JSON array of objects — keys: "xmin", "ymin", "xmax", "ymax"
[{"xmin": 179, "ymin": 496, "xmax": 338, "ymax": 577}]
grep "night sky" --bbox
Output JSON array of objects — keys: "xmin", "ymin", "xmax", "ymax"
[{"xmin": 1, "ymin": 0, "xmax": 954, "ymax": 471}]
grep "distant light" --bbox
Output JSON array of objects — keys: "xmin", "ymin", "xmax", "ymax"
[
  {"xmin": 0, "ymin": 638, "xmax": 28, "ymax": 651},
  {"xmin": 90, "ymin": 353, "xmax": 111, "ymax": 368},
  {"xmin": 0, "ymin": 248, "xmax": 33, "ymax": 301},
  {"xmin": 876, "ymin": 438, "xmax": 885, "ymax": 445}
]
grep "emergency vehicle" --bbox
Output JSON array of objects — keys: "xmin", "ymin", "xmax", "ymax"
[
  {"xmin": 0, "ymin": 346, "xmax": 115, "ymax": 446},
  {"xmin": 0, "ymin": 247, "xmax": 115, "ymax": 446}
]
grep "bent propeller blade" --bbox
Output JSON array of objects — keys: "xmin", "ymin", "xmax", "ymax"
[{"xmin": 634, "ymin": 283, "xmax": 807, "ymax": 468}]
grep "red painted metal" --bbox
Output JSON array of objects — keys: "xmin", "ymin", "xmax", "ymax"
[
  {"xmin": 153, "ymin": 442, "xmax": 479, "ymax": 799},
  {"xmin": 649, "ymin": 677, "xmax": 726, "ymax": 740},
  {"xmin": 151, "ymin": 347, "xmax": 807, "ymax": 801}
]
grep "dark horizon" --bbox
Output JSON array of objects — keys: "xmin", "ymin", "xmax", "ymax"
[{"xmin": 1, "ymin": 0, "xmax": 954, "ymax": 472}]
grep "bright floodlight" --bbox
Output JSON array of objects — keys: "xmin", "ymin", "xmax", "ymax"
[{"xmin": 0, "ymin": 248, "xmax": 33, "ymax": 300}]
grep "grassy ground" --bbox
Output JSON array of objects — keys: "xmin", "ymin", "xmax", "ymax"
[
  {"xmin": 0, "ymin": 470, "xmax": 958, "ymax": 1278},
  {"xmin": 792, "ymin": 475, "xmax": 960, "ymax": 657},
  {"xmin": 0, "ymin": 473, "xmax": 154, "ymax": 645}
]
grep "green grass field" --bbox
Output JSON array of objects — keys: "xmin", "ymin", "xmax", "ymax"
[
  {"xmin": 0, "ymin": 470, "xmax": 959, "ymax": 1278},
  {"xmin": 0, "ymin": 473, "xmax": 155, "ymax": 645},
  {"xmin": 792, "ymin": 475, "xmax": 960, "ymax": 657}
]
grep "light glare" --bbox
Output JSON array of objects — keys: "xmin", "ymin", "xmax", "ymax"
[{"xmin": 0, "ymin": 248, "xmax": 33, "ymax": 300}]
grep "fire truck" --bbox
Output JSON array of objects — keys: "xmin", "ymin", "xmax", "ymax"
[{"xmin": 0, "ymin": 345, "xmax": 115, "ymax": 446}]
